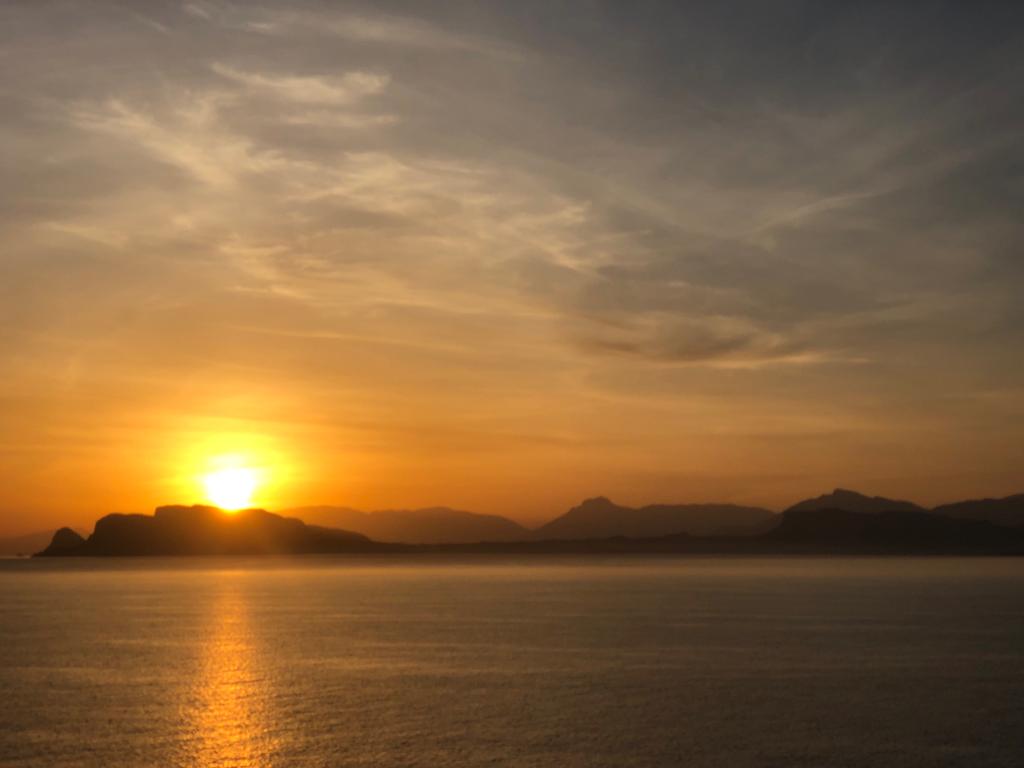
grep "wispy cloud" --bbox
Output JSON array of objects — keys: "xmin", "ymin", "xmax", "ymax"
[
  {"xmin": 69, "ymin": 95, "xmax": 276, "ymax": 187},
  {"xmin": 211, "ymin": 63, "xmax": 389, "ymax": 106},
  {"xmin": 183, "ymin": 2, "xmax": 520, "ymax": 58},
  {"xmin": 242, "ymin": 8, "xmax": 520, "ymax": 58}
]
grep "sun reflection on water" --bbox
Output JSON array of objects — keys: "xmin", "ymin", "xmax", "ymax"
[{"xmin": 181, "ymin": 582, "xmax": 275, "ymax": 767}]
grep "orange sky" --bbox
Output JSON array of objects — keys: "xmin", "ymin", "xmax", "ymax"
[{"xmin": 2, "ymin": 3, "xmax": 1023, "ymax": 536}]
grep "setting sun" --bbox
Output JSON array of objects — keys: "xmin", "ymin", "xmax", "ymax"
[{"xmin": 203, "ymin": 467, "xmax": 259, "ymax": 511}]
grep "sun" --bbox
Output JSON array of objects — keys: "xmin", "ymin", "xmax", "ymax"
[
  {"xmin": 183, "ymin": 443, "xmax": 283, "ymax": 513},
  {"xmin": 202, "ymin": 467, "xmax": 259, "ymax": 511}
]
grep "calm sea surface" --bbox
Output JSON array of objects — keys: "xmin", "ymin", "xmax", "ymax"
[{"xmin": 1, "ymin": 556, "xmax": 1023, "ymax": 767}]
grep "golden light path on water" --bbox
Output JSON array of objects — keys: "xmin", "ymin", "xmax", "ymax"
[{"xmin": 180, "ymin": 580, "xmax": 275, "ymax": 767}]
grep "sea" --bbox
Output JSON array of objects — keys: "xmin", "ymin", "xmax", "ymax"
[{"xmin": 1, "ymin": 556, "xmax": 1023, "ymax": 767}]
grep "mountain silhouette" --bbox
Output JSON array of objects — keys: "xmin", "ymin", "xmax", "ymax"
[
  {"xmin": 283, "ymin": 505, "xmax": 530, "ymax": 544},
  {"xmin": 37, "ymin": 505, "xmax": 392, "ymax": 556},
  {"xmin": 434, "ymin": 506, "xmax": 1024, "ymax": 555},
  {"xmin": 785, "ymin": 488, "xmax": 924, "ymax": 515},
  {"xmin": 0, "ymin": 528, "xmax": 83, "ymax": 556},
  {"xmin": 36, "ymin": 527, "xmax": 86, "ymax": 556},
  {"xmin": 534, "ymin": 496, "xmax": 776, "ymax": 539},
  {"xmin": 32, "ymin": 489, "xmax": 1024, "ymax": 557},
  {"xmin": 932, "ymin": 494, "xmax": 1024, "ymax": 527}
]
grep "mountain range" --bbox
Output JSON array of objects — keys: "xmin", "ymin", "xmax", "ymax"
[
  {"xmin": 36, "ymin": 497, "xmax": 1024, "ymax": 557},
  {"xmin": 285, "ymin": 489, "xmax": 1023, "ymax": 544},
  {"xmin": 17, "ymin": 488, "xmax": 1024, "ymax": 555}
]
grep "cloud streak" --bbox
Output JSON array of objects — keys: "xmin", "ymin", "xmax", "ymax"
[{"xmin": 211, "ymin": 64, "xmax": 390, "ymax": 106}]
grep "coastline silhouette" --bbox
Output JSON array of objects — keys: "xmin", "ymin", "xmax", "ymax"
[{"xmin": 34, "ymin": 489, "xmax": 1024, "ymax": 557}]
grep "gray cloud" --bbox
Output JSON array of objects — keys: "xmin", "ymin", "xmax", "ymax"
[{"xmin": 3, "ymin": 1, "xmax": 1021, "ymax": 361}]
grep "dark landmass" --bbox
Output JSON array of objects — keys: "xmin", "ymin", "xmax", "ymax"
[
  {"xmin": 24, "ymin": 488, "xmax": 1023, "ymax": 552},
  {"xmin": 41, "ymin": 527, "xmax": 86, "ymax": 555},
  {"xmin": 293, "ymin": 490, "xmax": 1024, "ymax": 544},
  {"xmin": 533, "ymin": 496, "xmax": 777, "ymax": 539},
  {"xmin": 932, "ymin": 494, "xmax": 1024, "ymax": 527},
  {"xmin": 280, "ymin": 490, "xmax": 1024, "ymax": 546},
  {"xmin": 762, "ymin": 507, "xmax": 1024, "ymax": 553},
  {"xmin": 36, "ymin": 505, "xmax": 400, "ymax": 557},
  {"xmin": 433, "ymin": 508, "xmax": 1024, "ymax": 556},
  {"xmin": 36, "ymin": 501, "xmax": 1024, "ymax": 557},
  {"xmin": 284, "ymin": 505, "xmax": 531, "ymax": 544},
  {"xmin": 0, "ymin": 528, "xmax": 83, "ymax": 556}
]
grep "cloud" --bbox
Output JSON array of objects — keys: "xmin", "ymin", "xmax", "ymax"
[
  {"xmin": 182, "ymin": 3, "xmax": 212, "ymax": 21},
  {"xmin": 211, "ymin": 64, "xmax": 389, "ymax": 106},
  {"xmin": 182, "ymin": 2, "xmax": 519, "ymax": 58},
  {"xmin": 571, "ymin": 312, "xmax": 831, "ymax": 368},
  {"xmin": 239, "ymin": 8, "xmax": 520, "ymax": 58},
  {"xmin": 69, "ymin": 95, "xmax": 275, "ymax": 187}
]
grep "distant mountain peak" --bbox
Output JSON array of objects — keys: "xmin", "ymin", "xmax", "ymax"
[
  {"xmin": 538, "ymin": 497, "xmax": 776, "ymax": 539},
  {"xmin": 576, "ymin": 496, "xmax": 619, "ymax": 510},
  {"xmin": 786, "ymin": 489, "xmax": 923, "ymax": 515},
  {"xmin": 832, "ymin": 488, "xmax": 865, "ymax": 498},
  {"xmin": 39, "ymin": 527, "xmax": 86, "ymax": 556}
]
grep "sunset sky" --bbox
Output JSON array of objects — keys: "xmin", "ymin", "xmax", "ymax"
[{"xmin": 2, "ymin": 1, "xmax": 1023, "ymax": 535}]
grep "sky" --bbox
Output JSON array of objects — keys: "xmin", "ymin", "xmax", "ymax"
[{"xmin": 1, "ymin": 1, "xmax": 1023, "ymax": 534}]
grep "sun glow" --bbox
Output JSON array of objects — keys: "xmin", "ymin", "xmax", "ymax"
[
  {"xmin": 173, "ymin": 430, "xmax": 292, "ymax": 513},
  {"xmin": 203, "ymin": 466, "xmax": 260, "ymax": 511}
]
